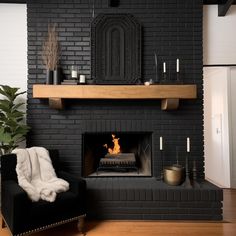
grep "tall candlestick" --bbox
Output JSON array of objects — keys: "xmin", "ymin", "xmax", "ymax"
[
  {"xmin": 176, "ymin": 58, "xmax": 179, "ymax": 72},
  {"xmin": 163, "ymin": 62, "xmax": 166, "ymax": 73},
  {"xmin": 176, "ymin": 146, "xmax": 179, "ymax": 165},
  {"xmin": 154, "ymin": 53, "xmax": 157, "ymax": 66},
  {"xmin": 160, "ymin": 136, "xmax": 163, "ymax": 150},
  {"xmin": 187, "ymin": 137, "xmax": 190, "ymax": 152}
]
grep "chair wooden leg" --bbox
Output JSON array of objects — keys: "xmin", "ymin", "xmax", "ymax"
[
  {"xmin": 77, "ymin": 215, "xmax": 85, "ymax": 235},
  {"xmin": 2, "ymin": 217, "xmax": 6, "ymax": 228}
]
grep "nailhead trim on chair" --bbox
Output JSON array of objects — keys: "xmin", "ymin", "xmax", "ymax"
[{"xmin": 3, "ymin": 214, "xmax": 86, "ymax": 236}]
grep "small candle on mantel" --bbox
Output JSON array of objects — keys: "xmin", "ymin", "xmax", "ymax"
[
  {"xmin": 160, "ymin": 136, "xmax": 163, "ymax": 151},
  {"xmin": 79, "ymin": 75, "xmax": 86, "ymax": 84},
  {"xmin": 187, "ymin": 137, "xmax": 190, "ymax": 153},
  {"xmin": 163, "ymin": 62, "xmax": 166, "ymax": 73},
  {"xmin": 176, "ymin": 58, "xmax": 179, "ymax": 72},
  {"xmin": 71, "ymin": 65, "xmax": 77, "ymax": 79}
]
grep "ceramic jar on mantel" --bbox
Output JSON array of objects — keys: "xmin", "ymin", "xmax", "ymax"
[
  {"xmin": 46, "ymin": 68, "xmax": 60, "ymax": 85},
  {"xmin": 53, "ymin": 68, "xmax": 60, "ymax": 85}
]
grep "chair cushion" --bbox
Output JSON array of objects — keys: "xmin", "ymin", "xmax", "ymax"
[
  {"xmin": 1, "ymin": 154, "xmax": 18, "ymax": 181},
  {"xmin": 28, "ymin": 191, "xmax": 80, "ymax": 229}
]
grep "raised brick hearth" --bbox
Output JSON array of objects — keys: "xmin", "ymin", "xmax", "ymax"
[
  {"xmin": 86, "ymin": 178, "xmax": 223, "ymax": 220},
  {"xmin": 26, "ymin": 0, "xmax": 223, "ymax": 220}
]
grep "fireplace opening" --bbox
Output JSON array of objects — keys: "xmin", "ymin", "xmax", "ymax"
[{"xmin": 82, "ymin": 132, "xmax": 152, "ymax": 177}]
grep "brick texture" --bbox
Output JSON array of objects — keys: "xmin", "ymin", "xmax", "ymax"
[
  {"xmin": 27, "ymin": 0, "xmax": 204, "ymax": 178},
  {"xmin": 86, "ymin": 178, "xmax": 223, "ymax": 220}
]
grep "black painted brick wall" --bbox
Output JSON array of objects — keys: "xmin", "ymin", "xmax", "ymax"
[{"xmin": 27, "ymin": 0, "xmax": 204, "ymax": 178}]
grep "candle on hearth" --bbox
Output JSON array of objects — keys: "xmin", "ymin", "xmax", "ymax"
[
  {"xmin": 176, "ymin": 58, "xmax": 179, "ymax": 72},
  {"xmin": 79, "ymin": 75, "xmax": 86, "ymax": 84},
  {"xmin": 187, "ymin": 137, "xmax": 190, "ymax": 152},
  {"xmin": 163, "ymin": 62, "xmax": 166, "ymax": 73},
  {"xmin": 160, "ymin": 136, "xmax": 163, "ymax": 151}
]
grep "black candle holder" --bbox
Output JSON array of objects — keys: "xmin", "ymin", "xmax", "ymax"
[
  {"xmin": 156, "ymin": 150, "xmax": 164, "ymax": 181},
  {"xmin": 160, "ymin": 72, "xmax": 167, "ymax": 84},
  {"xmin": 161, "ymin": 150, "xmax": 164, "ymax": 180},
  {"xmin": 192, "ymin": 160, "xmax": 200, "ymax": 188},
  {"xmin": 154, "ymin": 54, "xmax": 160, "ymax": 84},
  {"xmin": 182, "ymin": 152, "xmax": 192, "ymax": 188},
  {"xmin": 176, "ymin": 72, "xmax": 182, "ymax": 84}
]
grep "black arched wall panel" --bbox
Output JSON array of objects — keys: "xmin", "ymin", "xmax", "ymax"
[{"xmin": 91, "ymin": 14, "xmax": 141, "ymax": 84}]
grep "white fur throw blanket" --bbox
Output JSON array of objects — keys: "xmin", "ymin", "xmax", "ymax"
[{"xmin": 13, "ymin": 147, "xmax": 69, "ymax": 202}]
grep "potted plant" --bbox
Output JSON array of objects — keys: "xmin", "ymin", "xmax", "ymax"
[
  {"xmin": 42, "ymin": 24, "xmax": 60, "ymax": 84},
  {"xmin": 0, "ymin": 85, "xmax": 30, "ymax": 155}
]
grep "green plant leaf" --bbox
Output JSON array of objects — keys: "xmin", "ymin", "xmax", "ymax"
[
  {"xmin": 0, "ymin": 111, "xmax": 6, "ymax": 120},
  {"xmin": 0, "ymin": 86, "xmax": 8, "ymax": 97},
  {"xmin": 0, "ymin": 85, "xmax": 21, "ymax": 101},
  {"xmin": 0, "ymin": 99, "xmax": 13, "ymax": 112},
  {"xmin": 0, "ymin": 98, "xmax": 11, "ymax": 106},
  {"xmin": 0, "ymin": 85, "xmax": 30, "ymax": 153},
  {"xmin": 15, "ymin": 91, "xmax": 26, "ymax": 97},
  {"xmin": 13, "ymin": 102, "xmax": 25, "ymax": 110},
  {"xmin": 0, "ymin": 85, "xmax": 15, "ymax": 100},
  {"xmin": 12, "ymin": 133, "xmax": 24, "ymax": 142},
  {"xmin": 15, "ymin": 125, "xmax": 30, "ymax": 135},
  {"xmin": 0, "ymin": 129, "xmax": 12, "ymax": 143},
  {"xmin": 4, "ymin": 119, "xmax": 18, "ymax": 128},
  {"xmin": 7, "ymin": 110, "xmax": 25, "ymax": 119}
]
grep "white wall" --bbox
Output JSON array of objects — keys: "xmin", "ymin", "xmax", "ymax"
[
  {"xmin": 0, "ymin": 4, "xmax": 27, "ymax": 151},
  {"xmin": 204, "ymin": 67, "xmax": 231, "ymax": 187},
  {"xmin": 203, "ymin": 6, "xmax": 236, "ymax": 187},
  {"xmin": 229, "ymin": 68, "xmax": 236, "ymax": 188},
  {"xmin": 203, "ymin": 5, "xmax": 236, "ymax": 65},
  {"xmin": 0, "ymin": 4, "xmax": 27, "ymax": 98}
]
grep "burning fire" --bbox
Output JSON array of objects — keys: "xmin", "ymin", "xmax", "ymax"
[{"xmin": 104, "ymin": 134, "xmax": 121, "ymax": 155}]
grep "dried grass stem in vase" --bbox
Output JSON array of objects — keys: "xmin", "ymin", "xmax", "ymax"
[{"xmin": 42, "ymin": 24, "xmax": 60, "ymax": 70}]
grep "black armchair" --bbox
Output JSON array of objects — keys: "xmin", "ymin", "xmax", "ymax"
[{"xmin": 1, "ymin": 150, "xmax": 86, "ymax": 236}]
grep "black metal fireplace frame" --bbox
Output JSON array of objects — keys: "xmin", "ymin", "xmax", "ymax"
[{"xmin": 82, "ymin": 131, "xmax": 153, "ymax": 178}]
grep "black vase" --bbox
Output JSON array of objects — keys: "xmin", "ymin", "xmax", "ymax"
[
  {"xmin": 46, "ymin": 69, "xmax": 53, "ymax": 84},
  {"xmin": 53, "ymin": 68, "xmax": 61, "ymax": 85}
]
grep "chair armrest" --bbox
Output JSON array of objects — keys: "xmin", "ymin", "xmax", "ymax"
[
  {"xmin": 1, "ymin": 180, "xmax": 31, "ymax": 231},
  {"xmin": 57, "ymin": 171, "xmax": 86, "ymax": 195}
]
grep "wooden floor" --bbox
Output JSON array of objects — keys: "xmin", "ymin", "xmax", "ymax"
[{"xmin": 1, "ymin": 189, "xmax": 236, "ymax": 236}]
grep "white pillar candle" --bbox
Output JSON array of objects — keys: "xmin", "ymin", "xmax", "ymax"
[
  {"xmin": 79, "ymin": 75, "xmax": 86, "ymax": 83},
  {"xmin": 71, "ymin": 70, "xmax": 77, "ymax": 78},
  {"xmin": 176, "ymin": 58, "xmax": 179, "ymax": 72},
  {"xmin": 71, "ymin": 65, "xmax": 77, "ymax": 78},
  {"xmin": 163, "ymin": 62, "xmax": 166, "ymax": 73},
  {"xmin": 187, "ymin": 137, "xmax": 190, "ymax": 152},
  {"xmin": 160, "ymin": 136, "xmax": 163, "ymax": 151}
]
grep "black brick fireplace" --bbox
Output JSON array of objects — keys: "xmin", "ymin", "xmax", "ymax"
[{"xmin": 27, "ymin": 0, "xmax": 223, "ymax": 220}]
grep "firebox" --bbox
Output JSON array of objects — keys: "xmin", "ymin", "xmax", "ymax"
[{"xmin": 82, "ymin": 132, "xmax": 152, "ymax": 177}]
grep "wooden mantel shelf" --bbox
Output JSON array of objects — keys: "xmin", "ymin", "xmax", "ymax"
[{"xmin": 33, "ymin": 84, "xmax": 197, "ymax": 110}]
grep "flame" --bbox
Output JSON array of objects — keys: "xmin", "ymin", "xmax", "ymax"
[{"xmin": 104, "ymin": 134, "xmax": 121, "ymax": 155}]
